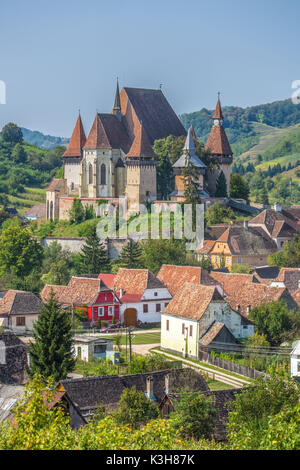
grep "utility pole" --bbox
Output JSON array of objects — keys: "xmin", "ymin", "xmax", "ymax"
[
  {"xmin": 72, "ymin": 303, "xmax": 75, "ymax": 336},
  {"xmin": 128, "ymin": 327, "xmax": 132, "ymax": 363}
]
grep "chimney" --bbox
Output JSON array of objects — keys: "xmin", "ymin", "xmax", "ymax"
[
  {"xmin": 146, "ymin": 375, "xmax": 154, "ymax": 400},
  {"xmin": 165, "ymin": 374, "xmax": 170, "ymax": 394},
  {"xmin": 274, "ymin": 202, "xmax": 282, "ymax": 212}
]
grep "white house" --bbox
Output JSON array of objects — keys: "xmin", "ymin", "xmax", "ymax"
[
  {"xmin": 113, "ymin": 268, "xmax": 172, "ymax": 327},
  {"xmin": 290, "ymin": 340, "xmax": 300, "ymax": 379},
  {"xmin": 161, "ymin": 282, "xmax": 254, "ymax": 359},
  {"xmin": 73, "ymin": 335, "xmax": 119, "ymax": 363}
]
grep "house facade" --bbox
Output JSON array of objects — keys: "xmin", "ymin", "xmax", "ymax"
[
  {"xmin": 0, "ymin": 290, "xmax": 42, "ymax": 332},
  {"xmin": 161, "ymin": 282, "xmax": 253, "ymax": 359}
]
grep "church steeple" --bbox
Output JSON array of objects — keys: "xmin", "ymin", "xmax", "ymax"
[
  {"xmin": 62, "ymin": 112, "xmax": 86, "ymax": 158},
  {"xmin": 112, "ymin": 78, "xmax": 121, "ymax": 117},
  {"xmin": 205, "ymin": 95, "xmax": 232, "ymax": 156}
]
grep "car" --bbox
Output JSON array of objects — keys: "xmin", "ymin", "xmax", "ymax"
[{"xmin": 99, "ymin": 324, "xmax": 122, "ymax": 333}]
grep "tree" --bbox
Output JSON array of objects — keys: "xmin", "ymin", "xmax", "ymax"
[
  {"xmin": 259, "ymin": 403, "xmax": 300, "ymax": 450},
  {"xmin": 0, "ymin": 224, "xmax": 43, "ymax": 277},
  {"xmin": 249, "ymin": 301, "xmax": 294, "ymax": 345},
  {"xmin": 29, "ymin": 291, "xmax": 75, "ymax": 381},
  {"xmin": 1, "ymin": 122, "xmax": 23, "ymax": 144},
  {"xmin": 231, "ymin": 263, "xmax": 252, "ymax": 274},
  {"xmin": 42, "ymin": 259, "xmax": 71, "ymax": 286},
  {"xmin": 114, "ymin": 387, "xmax": 159, "ymax": 428},
  {"xmin": 140, "ymin": 237, "xmax": 186, "ymax": 274},
  {"xmin": 11, "ymin": 143, "xmax": 27, "ymax": 164},
  {"xmin": 227, "ymin": 375, "xmax": 300, "ymax": 450},
  {"xmin": 205, "ymin": 202, "xmax": 235, "ymax": 225},
  {"xmin": 116, "ymin": 238, "xmax": 144, "ymax": 269},
  {"xmin": 79, "ymin": 226, "xmax": 110, "ymax": 274},
  {"xmin": 182, "ymin": 155, "xmax": 201, "ymax": 206},
  {"xmin": 69, "ymin": 199, "xmax": 84, "ymax": 224},
  {"xmin": 229, "ymin": 174, "xmax": 249, "ymax": 201},
  {"xmin": 268, "ymin": 234, "xmax": 300, "ymax": 268},
  {"xmin": 215, "ymin": 171, "xmax": 228, "ymax": 197},
  {"xmin": 171, "ymin": 391, "xmax": 216, "ymax": 440}
]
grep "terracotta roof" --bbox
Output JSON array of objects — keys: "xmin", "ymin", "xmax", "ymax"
[
  {"xmin": 273, "ymin": 268, "xmax": 300, "ymax": 293},
  {"xmin": 83, "ymin": 113, "xmax": 130, "ymax": 152},
  {"xmin": 46, "ymin": 178, "xmax": 67, "ymax": 193},
  {"xmin": 97, "ymin": 273, "xmax": 116, "ymax": 289},
  {"xmin": 62, "ymin": 114, "xmax": 86, "ymax": 158},
  {"xmin": 205, "ymin": 124, "xmax": 233, "ymax": 156},
  {"xmin": 163, "ymin": 282, "xmax": 224, "ymax": 320},
  {"xmin": 24, "ymin": 204, "xmax": 46, "ymax": 218},
  {"xmin": 126, "ymin": 124, "xmax": 157, "ymax": 159},
  {"xmin": 113, "ymin": 268, "xmax": 165, "ymax": 295},
  {"xmin": 157, "ymin": 264, "xmax": 218, "ymax": 297},
  {"xmin": 214, "ymin": 226, "xmax": 277, "ymax": 256},
  {"xmin": 0, "ymin": 290, "xmax": 42, "ymax": 315},
  {"xmin": 213, "ymin": 98, "xmax": 224, "ymax": 120},
  {"xmin": 41, "ymin": 277, "xmax": 118, "ymax": 306},
  {"xmin": 120, "ymin": 293, "xmax": 143, "ymax": 303},
  {"xmin": 195, "ymin": 240, "xmax": 215, "ymax": 255},
  {"xmin": 227, "ymin": 282, "xmax": 289, "ymax": 317},
  {"xmin": 199, "ymin": 321, "xmax": 237, "ymax": 346},
  {"xmin": 210, "ymin": 272, "xmax": 259, "ymax": 297},
  {"xmin": 249, "ymin": 209, "xmax": 298, "ymax": 236},
  {"xmin": 121, "ymin": 87, "xmax": 186, "ymax": 144},
  {"xmin": 204, "ymin": 224, "xmax": 232, "ymax": 241}
]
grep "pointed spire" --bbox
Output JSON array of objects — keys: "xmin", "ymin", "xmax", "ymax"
[
  {"xmin": 126, "ymin": 124, "xmax": 157, "ymax": 159},
  {"xmin": 173, "ymin": 126, "xmax": 206, "ymax": 169},
  {"xmin": 83, "ymin": 113, "xmax": 111, "ymax": 149},
  {"xmin": 213, "ymin": 93, "xmax": 224, "ymax": 120},
  {"xmin": 62, "ymin": 113, "xmax": 86, "ymax": 158},
  {"xmin": 112, "ymin": 78, "xmax": 121, "ymax": 114}
]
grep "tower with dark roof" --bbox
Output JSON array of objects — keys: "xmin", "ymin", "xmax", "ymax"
[
  {"xmin": 205, "ymin": 95, "xmax": 233, "ymax": 196},
  {"xmin": 125, "ymin": 124, "xmax": 157, "ymax": 213}
]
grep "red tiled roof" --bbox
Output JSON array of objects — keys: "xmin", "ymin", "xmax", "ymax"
[
  {"xmin": 97, "ymin": 273, "xmax": 116, "ymax": 290},
  {"xmin": 113, "ymin": 268, "xmax": 165, "ymax": 295},
  {"xmin": 195, "ymin": 240, "xmax": 215, "ymax": 255},
  {"xmin": 83, "ymin": 114, "xmax": 110, "ymax": 149},
  {"xmin": 249, "ymin": 209, "xmax": 297, "ymax": 236},
  {"xmin": 205, "ymin": 125, "xmax": 232, "ymax": 156},
  {"xmin": 63, "ymin": 114, "xmax": 86, "ymax": 158},
  {"xmin": 163, "ymin": 282, "xmax": 224, "ymax": 320},
  {"xmin": 213, "ymin": 99, "xmax": 224, "ymax": 120},
  {"xmin": 210, "ymin": 272, "xmax": 259, "ymax": 297},
  {"xmin": 120, "ymin": 293, "xmax": 143, "ymax": 303},
  {"xmin": 157, "ymin": 264, "xmax": 218, "ymax": 297},
  {"xmin": 273, "ymin": 268, "xmax": 300, "ymax": 293},
  {"xmin": 126, "ymin": 124, "xmax": 157, "ymax": 159},
  {"xmin": 214, "ymin": 226, "xmax": 277, "ymax": 256}
]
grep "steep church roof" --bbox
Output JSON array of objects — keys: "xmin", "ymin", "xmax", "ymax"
[
  {"xmin": 173, "ymin": 126, "xmax": 206, "ymax": 169},
  {"xmin": 126, "ymin": 124, "xmax": 157, "ymax": 159},
  {"xmin": 205, "ymin": 98, "xmax": 232, "ymax": 156},
  {"xmin": 121, "ymin": 87, "xmax": 186, "ymax": 144},
  {"xmin": 84, "ymin": 113, "xmax": 130, "ymax": 153},
  {"xmin": 63, "ymin": 113, "xmax": 86, "ymax": 158}
]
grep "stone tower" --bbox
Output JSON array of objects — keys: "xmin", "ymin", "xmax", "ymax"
[
  {"xmin": 125, "ymin": 124, "xmax": 157, "ymax": 214},
  {"xmin": 205, "ymin": 95, "xmax": 233, "ymax": 196},
  {"xmin": 170, "ymin": 126, "xmax": 207, "ymax": 202},
  {"xmin": 62, "ymin": 113, "xmax": 86, "ymax": 194}
]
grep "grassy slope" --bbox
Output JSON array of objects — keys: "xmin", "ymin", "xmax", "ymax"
[{"xmin": 8, "ymin": 186, "xmax": 46, "ymax": 215}]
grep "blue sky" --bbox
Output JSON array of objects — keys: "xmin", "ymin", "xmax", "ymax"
[{"xmin": 0, "ymin": 0, "xmax": 300, "ymax": 136}]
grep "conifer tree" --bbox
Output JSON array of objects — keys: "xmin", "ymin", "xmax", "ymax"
[
  {"xmin": 79, "ymin": 225, "xmax": 110, "ymax": 274},
  {"xmin": 29, "ymin": 291, "xmax": 75, "ymax": 381},
  {"xmin": 215, "ymin": 170, "xmax": 228, "ymax": 197},
  {"xmin": 117, "ymin": 238, "xmax": 144, "ymax": 269}
]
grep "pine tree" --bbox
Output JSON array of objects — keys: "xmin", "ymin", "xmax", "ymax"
[
  {"xmin": 117, "ymin": 238, "xmax": 144, "ymax": 269},
  {"xmin": 79, "ymin": 225, "xmax": 110, "ymax": 274},
  {"xmin": 29, "ymin": 291, "xmax": 75, "ymax": 381},
  {"xmin": 215, "ymin": 170, "xmax": 228, "ymax": 197}
]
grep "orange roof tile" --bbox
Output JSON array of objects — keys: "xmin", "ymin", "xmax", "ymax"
[
  {"xmin": 163, "ymin": 282, "xmax": 224, "ymax": 320},
  {"xmin": 63, "ymin": 114, "xmax": 86, "ymax": 158},
  {"xmin": 213, "ymin": 98, "xmax": 224, "ymax": 120},
  {"xmin": 210, "ymin": 272, "xmax": 259, "ymax": 297},
  {"xmin": 113, "ymin": 268, "xmax": 164, "ymax": 295},
  {"xmin": 205, "ymin": 125, "xmax": 232, "ymax": 156},
  {"xmin": 157, "ymin": 264, "xmax": 218, "ymax": 297},
  {"xmin": 126, "ymin": 124, "xmax": 157, "ymax": 159}
]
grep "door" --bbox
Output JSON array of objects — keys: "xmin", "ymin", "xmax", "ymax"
[{"xmin": 124, "ymin": 308, "xmax": 137, "ymax": 327}]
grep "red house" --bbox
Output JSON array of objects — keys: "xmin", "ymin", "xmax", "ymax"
[{"xmin": 41, "ymin": 276, "xmax": 120, "ymax": 325}]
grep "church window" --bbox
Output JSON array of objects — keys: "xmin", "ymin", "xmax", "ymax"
[
  {"xmin": 101, "ymin": 164, "xmax": 106, "ymax": 185},
  {"xmin": 89, "ymin": 164, "xmax": 93, "ymax": 184}
]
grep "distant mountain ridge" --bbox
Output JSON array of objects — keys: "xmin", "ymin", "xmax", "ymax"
[{"xmin": 21, "ymin": 127, "xmax": 69, "ymax": 150}]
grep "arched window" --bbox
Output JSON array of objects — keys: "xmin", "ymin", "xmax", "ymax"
[
  {"xmin": 50, "ymin": 201, "xmax": 53, "ymax": 220},
  {"xmin": 46, "ymin": 201, "xmax": 49, "ymax": 219},
  {"xmin": 89, "ymin": 164, "xmax": 93, "ymax": 184},
  {"xmin": 101, "ymin": 163, "xmax": 106, "ymax": 185}
]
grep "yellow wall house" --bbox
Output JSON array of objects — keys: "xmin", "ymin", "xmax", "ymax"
[
  {"xmin": 209, "ymin": 223, "xmax": 278, "ymax": 271},
  {"xmin": 160, "ymin": 282, "xmax": 254, "ymax": 359}
]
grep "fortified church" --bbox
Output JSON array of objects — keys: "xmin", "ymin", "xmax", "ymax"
[{"xmin": 46, "ymin": 82, "xmax": 232, "ymax": 220}]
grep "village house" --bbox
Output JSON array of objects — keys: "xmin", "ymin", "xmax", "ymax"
[
  {"xmin": 0, "ymin": 332, "xmax": 28, "ymax": 384},
  {"xmin": 41, "ymin": 276, "xmax": 121, "ymax": 325},
  {"xmin": 248, "ymin": 203, "xmax": 300, "ymax": 248},
  {"xmin": 290, "ymin": 340, "xmax": 300, "ymax": 381},
  {"xmin": 57, "ymin": 368, "xmax": 209, "ymax": 420},
  {"xmin": 227, "ymin": 281, "xmax": 298, "ymax": 318},
  {"xmin": 0, "ymin": 290, "xmax": 42, "ymax": 332},
  {"xmin": 251, "ymin": 265, "xmax": 280, "ymax": 285},
  {"xmin": 160, "ymin": 282, "xmax": 254, "ymax": 359},
  {"xmin": 209, "ymin": 271, "xmax": 260, "ymax": 297},
  {"xmin": 73, "ymin": 335, "xmax": 119, "ymax": 364},
  {"xmin": 112, "ymin": 268, "xmax": 172, "ymax": 327},
  {"xmin": 269, "ymin": 267, "xmax": 300, "ymax": 294},
  {"xmin": 208, "ymin": 223, "xmax": 277, "ymax": 271},
  {"xmin": 156, "ymin": 264, "xmax": 220, "ymax": 297}
]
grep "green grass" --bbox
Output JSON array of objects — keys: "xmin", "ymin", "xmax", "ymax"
[
  {"xmin": 104, "ymin": 332, "xmax": 161, "ymax": 345},
  {"xmin": 255, "ymin": 153, "xmax": 300, "ymax": 170},
  {"xmin": 206, "ymin": 379, "xmax": 236, "ymax": 391}
]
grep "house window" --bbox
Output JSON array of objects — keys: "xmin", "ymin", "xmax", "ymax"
[
  {"xmin": 156, "ymin": 304, "xmax": 160, "ymax": 312},
  {"xmin": 108, "ymin": 306, "xmax": 114, "ymax": 316},
  {"xmin": 143, "ymin": 304, "xmax": 148, "ymax": 313},
  {"xmin": 190, "ymin": 325, "xmax": 193, "ymax": 337},
  {"xmin": 226, "ymin": 258, "xmax": 230, "ymax": 265},
  {"xmin": 166, "ymin": 319, "xmax": 169, "ymax": 331},
  {"xmin": 214, "ymin": 257, "xmax": 218, "ymax": 263},
  {"xmin": 16, "ymin": 316, "xmax": 25, "ymax": 326},
  {"xmin": 237, "ymin": 257, "xmax": 242, "ymax": 264},
  {"xmin": 164, "ymin": 302, "xmax": 169, "ymax": 308},
  {"xmin": 154, "ymin": 292, "xmax": 158, "ymax": 297},
  {"xmin": 94, "ymin": 344, "xmax": 106, "ymax": 354},
  {"xmin": 182, "ymin": 323, "xmax": 185, "ymax": 335},
  {"xmin": 98, "ymin": 307, "xmax": 104, "ymax": 316}
]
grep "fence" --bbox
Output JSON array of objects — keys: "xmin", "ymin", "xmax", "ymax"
[{"xmin": 198, "ymin": 349, "xmax": 265, "ymax": 379}]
